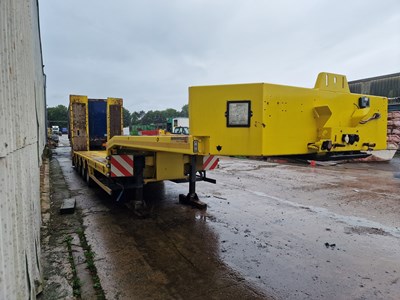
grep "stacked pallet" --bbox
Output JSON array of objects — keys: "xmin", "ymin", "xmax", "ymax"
[
  {"xmin": 351, "ymin": 112, "xmax": 399, "ymax": 162},
  {"xmin": 387, "ymin": 111, "xmax": 400, "ymax": 149}
]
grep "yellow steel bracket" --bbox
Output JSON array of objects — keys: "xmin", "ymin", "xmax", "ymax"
[
  {"xmin": 107, "ymin": 97, "xmax": 123, "ymax": 105},
  {"xmin": 70, "ymin": 94, "xmax": 89, "ymax": 104},
  {"xmin": 313, "ymin": 106, "xmax": 332, "ymax": 128},
  {"xmin": 314, "ymin": 72, "xmax": 350, "ymax": 92},
  {"xmin": 351, "ymin": 107, "xmax": 371, "ymax": 126}
]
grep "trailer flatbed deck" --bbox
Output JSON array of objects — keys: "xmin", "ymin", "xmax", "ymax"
[
  {"xmin": 107, "ymin": 135, "xmax": 196, "ymax": 154},
  {"xmin": 74, "ymin": 150, "xmax": 108, "ymax": 175}
]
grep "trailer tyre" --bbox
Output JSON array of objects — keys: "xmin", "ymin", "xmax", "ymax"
[
  {"xmin": 73, "ymin": 157, "xmax": 79, "ymax": 172},
  {"xmin": 86, "ymin": 167, "xmax": 94, "ymax": 187},
  {"xmin": 77, "ymin": 162, "xmax": 82, "ymax": 175},
  {"xmin": 81, "ymin": 162, "xmax": 86, "ymax": 178}
]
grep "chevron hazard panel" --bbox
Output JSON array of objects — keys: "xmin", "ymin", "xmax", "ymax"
[
  {"xmin": 110, "ymin": 155, "xmax": 134, "ymax": 177},
  {"xmin": 202, "ymin": 155, "xmax": 219, "ymax": 170}
]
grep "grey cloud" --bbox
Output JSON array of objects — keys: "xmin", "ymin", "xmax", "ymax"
[{"xmin": 40, "ymin": 0, "xmax": 400, "ymax": 111}]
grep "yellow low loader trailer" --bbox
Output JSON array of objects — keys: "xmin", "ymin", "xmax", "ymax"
[{"xmin": 70, "ymin": 73, "xmax": 387, "ymax": 209}]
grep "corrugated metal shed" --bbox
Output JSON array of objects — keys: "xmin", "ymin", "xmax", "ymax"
[
  {"xmin": 349, "ymin": 73, "xmax": 400, "ymax": 98},
  {"xmin": 0, "ymin": 0, "xmax": 46, "ymax": 299}
]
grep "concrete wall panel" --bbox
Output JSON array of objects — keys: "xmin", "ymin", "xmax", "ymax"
[{"xmin": 0, "ymin": 0, "xmax": 46, "ymax": 298}]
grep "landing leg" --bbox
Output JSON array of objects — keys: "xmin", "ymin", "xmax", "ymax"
[
  {"xmin": 179, "ymin": 155, "xmax": 207, "ymax": 209},
  {"xmin": 132, "ymin": 156, "xmax": 148, "ymax": 217}
]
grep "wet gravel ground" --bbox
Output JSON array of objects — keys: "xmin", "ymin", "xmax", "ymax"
[
  {"xmin": 52, "ymin": 136, "xmax": 400, "ymax": 299},
  {"xmin": 197, "ymin": 158, "xmax": 400, "ymax": 300}
]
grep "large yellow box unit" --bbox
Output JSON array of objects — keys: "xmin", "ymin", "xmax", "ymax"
[{"xmin": 189, "ymin": 73, "xmax": 387, "ymax": 157}]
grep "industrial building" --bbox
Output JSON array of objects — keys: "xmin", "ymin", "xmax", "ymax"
[{"xmin": 0, "ymin": 0, "xmax": 46, "ymax": 298}]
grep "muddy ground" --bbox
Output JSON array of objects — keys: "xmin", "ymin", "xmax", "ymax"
[{"xmin": 40, "ymin": 135, "xmax": 400, "ymax": 299}]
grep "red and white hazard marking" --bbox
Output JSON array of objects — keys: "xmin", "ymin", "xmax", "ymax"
[
  {"xmin": 110, "ymin": 155, "xmax": 134, "ymax": 177},
  {"xmin": 202, "ymin": 155, "xmax": 219, "ymax": 171}
]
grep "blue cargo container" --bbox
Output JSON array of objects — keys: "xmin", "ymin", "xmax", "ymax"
[{"xmin": 88, "ymin": 99, "xmax": 107, "ymax": 149}]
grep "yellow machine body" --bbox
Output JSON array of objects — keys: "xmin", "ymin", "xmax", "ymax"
[{"xmin": 189, "ymin": 73, "xmax": 387, "ymax": 157}]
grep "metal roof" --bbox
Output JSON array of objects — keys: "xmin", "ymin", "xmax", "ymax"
[{"xmin": 349, "ymin": 73, "xmax": 400, "ymax": 98}]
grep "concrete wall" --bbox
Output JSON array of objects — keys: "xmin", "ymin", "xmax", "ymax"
[{"xmin": 0, "ymin": 0, "xmax": 46, "ymax": 298}]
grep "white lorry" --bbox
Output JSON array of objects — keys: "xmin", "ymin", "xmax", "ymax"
[
  {"xmin": 51, "ymin": 125, "xmax": 60, "ymax": 135},
  {"xmin": 167, "ymin": 117, "xmax": 189, "ymax": 134}
]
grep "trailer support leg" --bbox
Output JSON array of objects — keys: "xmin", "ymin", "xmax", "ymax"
[
  {"xmin": 179, "ymin": 155, "xmax": 207, "ymax": 209},
  {"xmin": 132, "ymin": 156, "xmax": 148, "ymax": 216}
]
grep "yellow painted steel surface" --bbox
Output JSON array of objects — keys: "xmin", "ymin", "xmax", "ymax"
[
  {"xmin": 106, "ymin": 135, "xmax": 196, "ymax": 180},
  {"xmin": 76, "ymin": 150, "xmax": 108, "ymax": 164},
  {"xmin": 75, "ymin": 148, "xmax": 191, "ymax": 182},
  {"xmin": 107, "ymin": 135, "xmax": 195, "ymax": 155},
  {"xmin": 75, "ymin": 150, "xmax": 108, "ymax": 175},
  {"xmin": 155, "ymin": 152, "xmax": 186, "ymax": 180},
  {"xmin": 189, "ymin": 72, "xmax": 387, "ymax": 156}
]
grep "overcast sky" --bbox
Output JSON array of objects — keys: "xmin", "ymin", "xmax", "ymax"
[{"xmin": 40, "ymin": 0, "xmax": 400, "ymax": 112}]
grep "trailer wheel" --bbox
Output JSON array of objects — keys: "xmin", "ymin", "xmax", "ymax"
[
  {"xmin": 78, "ymin": 161, "xmax": 83, "ymax": 175},
  {"xmin": 73, "ymin": 157, "xmax": 79, "ymax": 172},
  {"xmin": 86, "ymin": 167, "xmax": 94, "ymax": 187},
  {"xmin": 81, "ymin": 162, "xmax": 86, "ymax": 178}
]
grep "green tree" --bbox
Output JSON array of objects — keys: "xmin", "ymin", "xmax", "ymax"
[
  {"xmin": 140, "ymin": 110, "xmax": 165, "ymax": 125},
  {"xmin": 180, "ymin": 104, "xmax": 188, "ymax": 117},
  {"xmin": 132, "ymin": 106, "xmax": 188, "ymax": 127},
  {"xmin": 47, "ymin": 105, "xmax": 68, "ymax": 128},
  {"xmin": 131, "ymin": 110, "xmax": 145, "ymax": 125},
  {"xmin": 123, "ymin": 107, "xmax": 131, "ymax": 127},
  {"xmin": 164, "ymin": 108, "xmax": 179, "ymax": 119}
]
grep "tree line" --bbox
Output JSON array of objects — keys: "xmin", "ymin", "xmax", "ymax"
[
  {"xmin": 47, "ymin": 104, "xmax": 188, "ymax": 128},
  {"xmin": 128, "ymin": 105, "xmax": 188, "ymax": 127}
]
